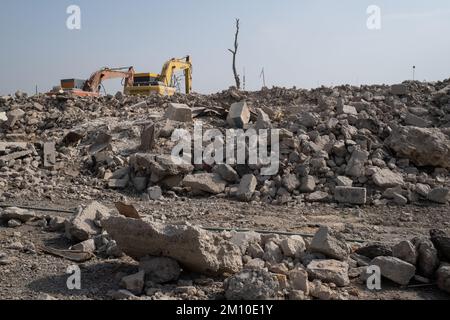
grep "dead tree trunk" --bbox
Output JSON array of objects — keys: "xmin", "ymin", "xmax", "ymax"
[{"xmin": 228, "ymin": 19, "xmax": 241, "ymax": 90}]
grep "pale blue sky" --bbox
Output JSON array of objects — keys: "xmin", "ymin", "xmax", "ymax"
[{"xmin": 1, "ymin": 0, "xmax": 449, "ymax": 95}]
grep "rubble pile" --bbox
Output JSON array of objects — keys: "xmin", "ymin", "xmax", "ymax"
[
  {"xmin": 1, "ymin": 80, "xmax": 449, "ymax": 206},
  {"xmin": 2, "ymin": 202, "xmax": 449, "ymax": 300}
]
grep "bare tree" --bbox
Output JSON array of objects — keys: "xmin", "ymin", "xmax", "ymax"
[{"xmin": 228, "ymin": 18, "xmax": 241, "ymax": 90}]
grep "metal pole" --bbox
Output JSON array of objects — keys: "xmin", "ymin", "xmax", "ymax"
[{"xmin": 413, "ymin": 66, "xmax": 416, "ymax": 81}]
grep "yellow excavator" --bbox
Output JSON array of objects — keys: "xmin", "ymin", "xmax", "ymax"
[{"xmin": 125, "ymin": 56, "xmax": 192, "ymax": 96}]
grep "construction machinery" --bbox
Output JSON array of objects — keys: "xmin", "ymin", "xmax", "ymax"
[
  {"xmin": 125, "ymin": 56, "xmax": 192, "ymax": 96},
  {"xmin": 49, "ymin": 67, "xmax": 135, "ymax": 97}
]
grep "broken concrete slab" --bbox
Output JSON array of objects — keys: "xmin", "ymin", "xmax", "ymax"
[
  {"xmin": 164, "ymin": 103, "xmax": 192, "ymax": 122},
  {"xmin": 103, "ymin": 217, "xmax": 243, "ymax": 275},
  {"xmin": 120, "ymin": 270, "xmax": 145, "ymax": 295},
  {"xmin": 183, "ymin": 173, "xmax": 227, "ymax": 194},
  {"xmin": 5, "ymin": 108, "xmax": 25, "ymax": 128},
  {"xmin": 227, "ymin": 101, "xmax": 250, "ymax": 128},
  {"xmin": 309, "ymin": 226, "xmax": 350, "ymax": 261},
  {"xmin": 88, "ymin": 132, "xmax": 112, "ymax": 155},
  {"xmin": 370, "ymin": 256, "xmax": 416, "ymax": 285},
  {"xmin": 213, "ymin": 164, "xmax": 239, "ymax": 183},
  {"xmin": 334, "ymin": 186, "xmax": 367, "ymax": 205},
  {"xmin": 65, "ymin": 201, "xmax": 112, "ymax": 242},
  {"xmin": 392, "ymin": 240, "xmax": 418, "ymax": 265},
  {"xmin": 0, "ymin": 207, "xmax": 37, "ymax": 223},
  {"xmin": 307, "ymin": 259, "xmax": 350, "ymax": 287},
  {"xmin": 224, "ymin": 268, "xmax": 279, "ymax": 300}
]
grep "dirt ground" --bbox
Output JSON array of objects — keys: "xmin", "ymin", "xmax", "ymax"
[{"xmin": 1, "ymin": 192, "xmax": 449, "ymax": 300}]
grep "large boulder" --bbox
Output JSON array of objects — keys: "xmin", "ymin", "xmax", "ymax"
[
  {"xmin": 103, "ymin": 217, "xmax": 243, "ymax": 275},
  {"xmin": 372, "ymin": 169, "xmax": 404, "ymax": 188},
  {"xmin": 386, "ymin": 126, "xmax": 450, "ymax": 169}
]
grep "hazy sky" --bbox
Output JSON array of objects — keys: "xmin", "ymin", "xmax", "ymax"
[{"xmin": 1, "ymin": 0, "xmax": 450, "ymax": 95}]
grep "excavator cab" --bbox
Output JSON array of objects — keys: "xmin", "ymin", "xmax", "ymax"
[{"xmin": 124, "ymin": 56, "xmax": 192, "ymax": 96}]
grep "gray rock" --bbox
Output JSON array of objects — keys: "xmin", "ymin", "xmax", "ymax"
[
  {"xmin": 335, "ymin": 176, "xmax": 353, "ymax": 187},
  {"xmin": 65, "ymin": 201, "xmax": 111, "ymax": 242},
  {"xmin": 7, "ymin": 219, "xmax": 22, "ymax": 228},
  {"xmin": 309, "ymin": 226, "xmax": 349, "ymax": 261},
  {"xmin": 213, "ymin": 164, "xmax": 239, "ymax": 182},
  {"xmin": 227, "ymin": 101, "xmax": 250, "ymax": 128},
  {"xmin": 148, "ymin": 186, "xmax": 163, "ymax": 200},
  {"xmin": 430, "ymin": 229, "xmax": 450, "ymax": 262},
  {"xmin": 386, "ymin": 126, "xmax": 450, "ymax": 169},
  {"xmin": 436, "ymin": 263, "xmax": 450, "ymax": 294},
  {"xmin": 299, "ymin": 175, "xmax": 316, "ymax": 193},
  {"xmin": 120, "ymin": 270, "xmax": 145, "ymax": 295},
  {"xmin": 280, "ymin": 236, "xmax": 306, "ymax": 258},
  {"xmin": 255, "ymin": 108, "xmax": 272, "ymax": 130},
  {"xmin": 164, "ymin": 103, "xmax": 192, "ymax": 122},
  {"xmin": 345, "ymin": 149, "xmax": 369, "ymax": 177},
  {"xmin": 334, "ymin": 186, "xmax": 366, "ymax": 205},
  {"xmin": 371, "ymin": 256, "xmax": 416, "ymax": 285},
  {"xmin": 372, "ymin": 169, "xmax": 404, "ymax": 188},
  {"xmin": 183, "ymin": 173, "xmax": 227, "ymax": 194},
  {"xmin": 236, "ymin": 174, "xmax": 257, "ymax": 202},
  {"xmin": 224, "ymin": 269, "xmax": 279, "ymax": 300},
  {"xmin": 307, "ymin": 259, "xmax": 350, "ymax": 287},
  {"xmin": 298, "ymin": 112, "xmax": 320, "ymax": 128},
  {"xmin": 288, "ymin": 268, "xmax": 309, "ymax": 294},
  {"xmin": 414, "ymin": 238, "xmax": 440, "ymax": 278},
  {"xmin": 282, "ymin": 174, "xmax": 300, "ymax": 192},
  {"xmin": 415, "ymin": 183, "xmax": 431, "ymax": 197},
  {"xmin": 356, "ymin": 244, "xmax": 392, "ymax": 259},
  {"xmin": 103, "ymin": 217, "xmax": 243, "ymax": 275},
  {"xmin": 263, "ymin": 241, "xmax": 283, "ymax": 263},
  {"xmin": 0, "ymin": 207, "xmax": 36, "ymax": 223},
  {"xmin": 428, "ymin": 188, "xmax": 450, "ymax": 204},
  {"xmin": 139, "ymin": 256, "xmax": 181, "ymax": 284},
  {"xmin": 229, "ymin": 231, "xmax": 261, "ymax": 255},
  {"xmin": 391, "ymin": 84, "xmax": 408, "ymax": 95},
  {"xmin": 405, "ymin": 112, "xmax": 430, "ymax": 128},
  {"xmin": 392, "ymin": 240, "xmax": 417, "ymax": 265},
  {"xmin": 70, "ymin": 239, "xmax": 96, "ymax": 253},
  {"xmin": 306, "ymin": 191, "xmax": 330, "ymax": 203}
]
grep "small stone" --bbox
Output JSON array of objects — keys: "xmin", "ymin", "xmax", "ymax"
[
  {"xmin": 263, "ymin": 241, "xmax": 283, "ymax": 263},
  {"xmin": 299, "ymin": 175, "xmax": 316, "ymax": 193},
  {"xmin": 70, "ymin": 239, "xmax": 96, "ymax": 253},
  {"xmin": 148, "ymin": 186, "xmax": 163, "ymax": 200},
  {"xmin": 120, "ymin": 270, "xmax": 145, "ymax": 295},
  {"xmin": 213, "ymin": 164, "xmax": 239, "ymax": 183},
  {"xmin": 183, "ymin": 173, "xmax": 227, "ymax": 194}
]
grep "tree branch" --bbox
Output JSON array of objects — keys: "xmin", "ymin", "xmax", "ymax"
[{"xmin": 229, "ymin": 18, "xmax": 241, "ymax": 90}]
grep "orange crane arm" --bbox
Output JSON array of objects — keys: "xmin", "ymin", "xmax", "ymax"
[{"xmin": 83, "ymin": 67, "xmax": 135, "ymax": 93}]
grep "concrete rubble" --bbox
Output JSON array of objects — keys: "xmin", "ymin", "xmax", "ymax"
[{"xmin": 0, "ymin": 79, "xmax": 450, "ymax": 300}]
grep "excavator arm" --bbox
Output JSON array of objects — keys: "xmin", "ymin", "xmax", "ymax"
[
  {"xmin": 158, "ymin": 56, "xmax": 192, "ymax": 94},
  {"xmin": 83, "ymin": 67, "xmax": 135, "ymax": 93}
]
